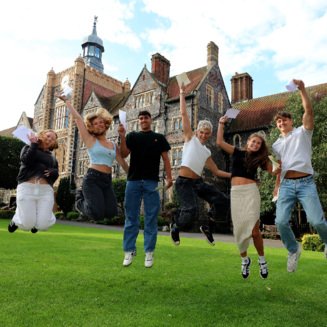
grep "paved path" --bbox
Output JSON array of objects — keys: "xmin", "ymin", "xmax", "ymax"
[{"xmin": 57, "ymin": 220, "xmax": 284, "ymax": 248}]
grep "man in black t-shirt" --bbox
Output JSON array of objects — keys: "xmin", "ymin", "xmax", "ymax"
[{"xmin": 118, "ymin": 110, "xmax": 173, "ymax": 268}]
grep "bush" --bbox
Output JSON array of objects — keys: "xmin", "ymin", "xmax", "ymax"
[
  {"xmin": 302, "ymin": 234, "xmax": 324, "ymax": 252},
  {"xmin": 0, "ymin": 209, "xmax": 15, "ymax": 219},
  {"xmin": 66, "ymin": 211, "xmax": 80, "ymax": 220},
  {"xmin": 54, "ymin": 211, "xmax": 65, "ymax": 219}
]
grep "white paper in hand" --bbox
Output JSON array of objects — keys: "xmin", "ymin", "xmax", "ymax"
[
  {"xmin": 268, "ymin": 155, "xmax": 280, "ymax": 172},
  {"xmin": 12, "ymin": 125, "xmax": 34, "ymax": 145},
  {"xmin": 176, "ymin": 72, "xmax": 191, "ymax": 88},
  {"xmin": 285, "ymin": 80, "xmax": 298, "ymax": 92},
  {"xmin": 225, "ymin": 108, "xmax": 240, "ymax": 119},
  {"xmin": 119, "ymin": 110, "xmax": 127, "ymax": 129}
]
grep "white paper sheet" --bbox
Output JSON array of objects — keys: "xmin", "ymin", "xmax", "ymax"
[
  {"xmin": 119, "ymin": 110, "xmax": 127, "ymax": 129},
  {"xmin": 225, "ymin": 108, "xmax": 240, "ymax": 119},
  {"xmin": 285, "ymin": 80, "xmax": 298, "ymax": 92},
  {"xmin": 176, "ymin": 72, "xmax": 191, "ymax": 88},
  {"xmin": 12, "ymin": 125, "xmax": 35, "ymax": 145},
  {"xmin": 268, "ymin": 155, "xmax": 280, "ymax": 172}
]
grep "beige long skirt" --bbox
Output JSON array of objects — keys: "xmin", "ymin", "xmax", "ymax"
[{"xmin": 231, "ymin": 183, "xmax": 260, "ymax": 253}]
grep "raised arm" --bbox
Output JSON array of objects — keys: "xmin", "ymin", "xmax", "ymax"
[
  {"xmin": 161, "ymin": 151, "xmax": 173, "ymax": 189},
  {"xmin": 117, "ymin": 123, "xmax": 130, "ymax": 158},
  {"xmin": 205, "ymin": 157, "xmax": 231, "ymax": 178},
  {"xmin": 293, "ymin": 79, "xmax": 314, "ymax": 130},
  {"xmin": 180, "ymin": 84, "xmax": 193, "ymax": 141},
  {"xmin": 55, "ymin": 93, "xmax": 93, "ymax": 146},
  {"xmin": 216, "ymin": 116, "xmax": 235, "ymax": 154}
]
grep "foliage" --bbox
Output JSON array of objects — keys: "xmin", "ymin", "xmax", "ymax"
[
  {"xmin": 54, "ymin": 211, "xmax": 65, "ymax": 219},
  {"xmin": 0, "ymin": 209, "xmax": 15, "ymax": 219},
  {"xmin": 302, "ymin": 234, "xmax": 324, "ymax": 252},
  {"xmin": 260, "ymin": 93, "xmax": 327, "ymax": 213},
  {"xmin": 112, "ymin": 178, "xmax": 126, "ymax": 217},
  {"xmin": 0, "ymin": 136, "xmax": 24, "ymax": 189},
  {"xmin": 66, "ymin": 211, "xmax": 80, "ymax": 220},
  {"xmin": 56, "ymin": 177, "xmax": 76, "ymax": 215}
]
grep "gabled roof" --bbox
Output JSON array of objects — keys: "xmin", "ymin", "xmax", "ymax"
[
  {"xmin": 229, "ymin": 82, "xmax": 327, "ymax": 133},
  {"xmin": 83, "ymin": 80, "xmax": 117, "ymax": 107},
  {"xmin": 97, "ymin": 91, "xmax": 131, "ymax": 116},
  {"xmin": 167, "ymin": 66, "xmax": 207, "ymax": 100}
]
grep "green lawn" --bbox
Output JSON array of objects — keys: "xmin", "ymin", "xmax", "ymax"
[{"xmin": 0, "ymin": 220, "xmax": 326, "ymax": 327}]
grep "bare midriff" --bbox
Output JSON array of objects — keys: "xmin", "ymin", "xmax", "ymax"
[
  {"xmin": 178, "ymin": 166, "xmax": 201, "ymax": 179},
  {"xmin": 231, "ymin": 176, "xmax": 256, "ymax": 186},
  {"xmin": 90, "ymin": 164, "xmax": 112, "ymax": 174},
  {"xmin": 284, "ymin": 170, "xmax": 311, "ymax": 179}
]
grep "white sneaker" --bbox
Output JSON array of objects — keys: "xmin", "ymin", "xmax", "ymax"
[
  {"xmin": 145, "ymin": 252, "xmax": 154, "ymax": 268},
  {"xmin": 287, "ymin": 246, "xmax": 301, "ymax": 272},
  {"xmin": 123, "ymin": 251, "xmax": 136, "ymax": 267}
]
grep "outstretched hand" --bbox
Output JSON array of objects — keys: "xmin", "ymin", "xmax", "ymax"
[
  {"xmin": 55, "ymin": 91, "xmax": 68, "ymax": 102},
  {"xmin": 292, "ymin": 79, "xmax": 305, "ymax": 91}
]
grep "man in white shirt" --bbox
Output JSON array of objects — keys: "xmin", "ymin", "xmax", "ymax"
[{"xmin": 272, "ymin": 79, "xmax": 327, "ymax": 272}]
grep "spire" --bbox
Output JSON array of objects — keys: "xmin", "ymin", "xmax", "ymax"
[{"xmin": 81, "ymin": 16, "xmax": 105, "ymax": 72}]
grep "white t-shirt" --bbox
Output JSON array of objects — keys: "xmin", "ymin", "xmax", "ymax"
[
  {"xmin": 181, "ymin": 135, "xmax": 211, "ymax": 176},
  {"xmin": 272, "ymin": 126, "xmax": 314, "ymax": 180}
]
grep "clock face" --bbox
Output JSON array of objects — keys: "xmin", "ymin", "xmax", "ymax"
[{"xmin": 61, "ymin": 75, "xmax": 69, "ymax": 88}]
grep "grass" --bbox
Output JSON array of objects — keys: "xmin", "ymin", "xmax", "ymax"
[{"xmin": 0, "ymin": 220, "xmax": 326, "ymax": 327}]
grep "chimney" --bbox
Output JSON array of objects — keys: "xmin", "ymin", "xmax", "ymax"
[
  {"xmin": 231, "ymin": 72, "xmax": 253, "ymax": 103},
  {"xmin": 151, "ymin": 53, "xmax": 170, "ymax": 86},
  {"xmin": 207, "ymin": 41, "xmax": 219, "ymax": 68}
]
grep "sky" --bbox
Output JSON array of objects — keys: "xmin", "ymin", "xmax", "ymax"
[{"xmin": 1, "ymin": 0, "xmax": 327, "ymax": 131}]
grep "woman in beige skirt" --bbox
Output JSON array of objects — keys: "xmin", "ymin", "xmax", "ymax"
[{"xmin": 217, "ymin": 116, "xmax": 274, "ymax": 279}]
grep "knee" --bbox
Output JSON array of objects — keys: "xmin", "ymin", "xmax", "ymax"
[
  {"xmin": 176, "ymin": 208, "xmax": 197, "ymax": 229},
  {"xmin": 252, "ymin": 226, "xmax": 261, "ymax": 239}
]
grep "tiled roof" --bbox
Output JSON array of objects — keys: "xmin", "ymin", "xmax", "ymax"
[
  {"xmin": 167, "ymin": 67, "xmax": 207, "ymax": 100},
  {"xmin": 0, "ymin": 126, "xmax": 16, "ymax": 137},
  {"xmin": 229, "ymin": 82, "xmax": 327, "ymax": 133},
  {"xmin": 83, "ymin": 80, "xmax": 117, "ymax": 107},
  {"xmin": 97, "ymin": 92, "xmax": 131, "ymax": 116}
]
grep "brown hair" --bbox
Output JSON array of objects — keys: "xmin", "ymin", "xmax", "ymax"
[
  {"xmin": 244, "ymin": 133, "xmax": 269, "ymax": 171},
  {"xmin": 84, "ymin": 108, "xmax": 113, "ymax": 134},
  {"xmin": 274, "ymin": 111, "xmax": 292, "ymax": 121},
  {"xmin": 38, "ymin": 129, "xmax": 58, "ymax": 151}
]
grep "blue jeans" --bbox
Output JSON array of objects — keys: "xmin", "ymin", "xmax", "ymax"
[
  {"xmin": 123, "ymin": 180, "xmax": 160, "ymax": 253},
  {"xmin": 276, "ymin": 175, "xmax": 327, "ymax": 253}
]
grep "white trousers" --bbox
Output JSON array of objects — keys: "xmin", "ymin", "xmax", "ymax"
[{"xmin": 13, "ymin": 182, "xmax": 56, "ymax": 231}]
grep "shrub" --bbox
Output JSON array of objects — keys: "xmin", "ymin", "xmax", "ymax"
[
  {"xmin": 66, "ymin": 211, "xmax": 80, "ymax": 221},
  {"xmin": 54, "ymin": 211, "xmax": 65, "ymax": 219},
  {"xmin": 0, "ymin": 209, "xmax": 15, "ymax": 219},
  {"xmin": 302, "ymin": 234, "xmax": 324, "ymax": 252}
]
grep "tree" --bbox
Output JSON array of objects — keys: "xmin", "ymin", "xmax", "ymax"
[
  {"xmin": 0, "ymin": 136, "xmax": 25, "ymax": 189},
  {"xmin": 260, "ymin": 93, "xmax": 327, "ymax": 214},
  {"xmin": 56, "ymin": 177, "xmax": 76, "ymax": 215},
  {"xmin": 112, "ymin": 178, "xmax": 126, "ymax": 217}
]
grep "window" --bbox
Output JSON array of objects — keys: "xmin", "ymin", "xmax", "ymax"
[
  {"xmin": 218, "ymin": 92, "xmax": 224, "ymax": 113},
  {"xmin": 134, "ymin": 91, "xmax": 154, "ymax": 109},
  {"xmin": 53, "ymin": 105, "xmax": 69, "ymax": 130},
  {"xmin": 171, "ymin": 147, "xmax": 183, "ymax": 167},
  {"xmin": 233, "ymin": 134, "xmax": 242, "ymax": 148},
  {"xmin": 206, "ymin": 84, "xmax": 214, "ymax": 108},
  {"xmin": 172, "ymin": 117, "xmax": 182, "ymax": 131}
]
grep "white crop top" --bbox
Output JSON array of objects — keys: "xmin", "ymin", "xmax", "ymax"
[{"xmin": 181, "ymin": 136, "xmax": 211, "ymax": 176}]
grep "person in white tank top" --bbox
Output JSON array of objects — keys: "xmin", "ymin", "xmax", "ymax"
[{"xmin": 170, "ymin": 83, "xmax": 231, "ymax": 247}]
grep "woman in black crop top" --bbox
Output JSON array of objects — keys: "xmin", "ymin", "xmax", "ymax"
[
  {"xmin": 217, "ymin": 115, "xmax": 274, "ymax": 280},
  {"xmin": 8, "ymin": 129, "xmax": 59, "ymax": 233}
]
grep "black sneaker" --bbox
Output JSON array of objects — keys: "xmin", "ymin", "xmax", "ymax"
[
  {"xmin": 31, "ymin": 227, "xmax": 38, "ymax": 234},
  {"xmin": 8, "ymin": 220, "xmax": 18, "ymax": 233},
  {"xmin": 241, "ymin": 257, "xmax": 251, "ymax": 279},
  {"xmin": 170, "ymin": 223, "xmax": 180, "ymax": 246},
  {"xmin": 259, "ymin": 260, "xmax": 268, "ymax": 279},
  {"xmin": 200, "ymin": 225, "xmax": 215, "ymax": 246}
]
